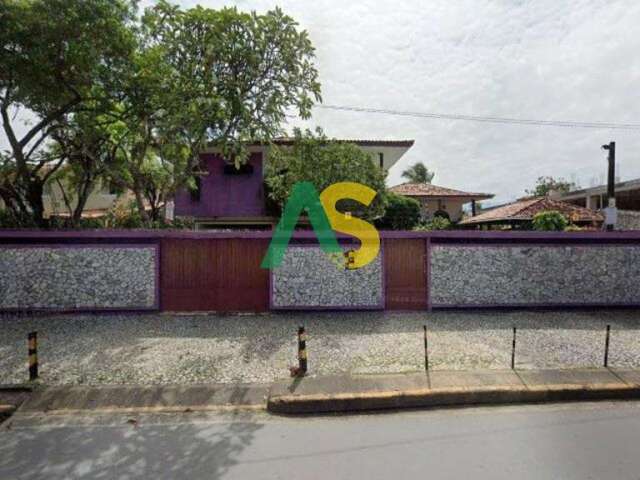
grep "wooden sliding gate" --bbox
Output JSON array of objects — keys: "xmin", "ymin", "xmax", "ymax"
[
  {"xmin": 160, "ymin": 238, "xmax": 270, "ymax": 312},
  {"xmin": 384, "ymin": 238, "xmax": 428, "ymax": 310}
]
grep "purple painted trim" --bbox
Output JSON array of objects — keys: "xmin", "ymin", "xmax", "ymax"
[
  {"xmin": 431, "ymin": 302, "xmax": 640, "ymax": 310},
  {"xmin": 0, "ymin": 243, "xmax": 160, "ymax": 313},
  {"xmin": 269, "ymin": 244, "xmax": 385, "ymax": 311},
  {"xmin": 3, "ymin": 228, "xmax": 640, "ymax": 242},
  {"xmin": 430, "ymin": 242, "xmax": 640, "ymax": 248},
  {"xmin": 425, "ymin": 237, "xmax": 432, "ymax": 312}
]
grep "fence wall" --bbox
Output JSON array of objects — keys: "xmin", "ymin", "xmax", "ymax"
[{"xmin": 1, "ymin": 230, "xmax": 640, "ymax": 312}]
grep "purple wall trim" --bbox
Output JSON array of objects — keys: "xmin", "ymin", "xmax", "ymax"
[
  {"xmin": 431, "ymin": 302, "xmax": 640, "ymax": 310},
  {"xmin": 2, "ymin": 229, "xmax": 640, "ymax": 242},
  {"xmin": 0, "ymin": 243, "xmax": 160, "ymax": 313},
  {"xmin": 269, "ymin": 243, "xmax": 385, "ymax": 311},
  {"xmin": 425, "ymin": 237, "xmax": 432, "ymax": 312}
]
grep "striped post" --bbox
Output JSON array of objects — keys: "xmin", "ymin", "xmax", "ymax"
[
  {"xmin": 423, "ymin": 325, "xmax": 429, "ymax": 371},
  {"xmin": 511, "ymin": 327, "xmax": 517, "ymax": 370},
  {"xmin": 604, "ymin": 325, "xmax": 611, "ymax": 367},
  {"xmin": 298, "ymin": 326, "xmax": 307, "ymax": 375},
  {"xmin": 28, "ymin": 331, "xmax": 38, "ymax": 381}
]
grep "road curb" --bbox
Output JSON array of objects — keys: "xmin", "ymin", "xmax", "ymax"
[{"xmin": 267, "ymin": 384, "xmax": 640, "ymax": 414}]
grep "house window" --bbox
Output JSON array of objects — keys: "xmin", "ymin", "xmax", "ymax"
[
  {"xmin": 190, "ymin": 176, "xmax": 201, "ymax": 202},
  {"xmin": 223, "ymin": 163, "xmax": 254, "ymax": 175},
  {"xmin": 378, "ymin": 152, "xmax": 384, "ymax": 168}
]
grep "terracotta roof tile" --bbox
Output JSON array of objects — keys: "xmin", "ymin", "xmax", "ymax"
[
  {"xmin": 389, "ymin": 182, "xmax": 494, "ymax": 199},
  {"xmin": 460, "ymin": 197, "xmax": 604, "ymax": 225}
]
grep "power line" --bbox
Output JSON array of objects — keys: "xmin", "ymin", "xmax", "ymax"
[{"xmin": 315, "ymin": 104, "xmax": 640, "ymax": 131}]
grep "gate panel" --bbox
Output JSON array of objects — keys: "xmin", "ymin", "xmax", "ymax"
[
  {"xmin": 384, "ymin": 238, "xmax": 428, "ymax": 310},
  {"xmin": 161, "ymin": 238, "xmax": 269, "ymax": 312}
]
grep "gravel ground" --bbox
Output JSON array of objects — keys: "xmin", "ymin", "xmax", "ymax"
[{"xmin": 1, "ymin": 310, "xmax": 640, "ymax": 385}]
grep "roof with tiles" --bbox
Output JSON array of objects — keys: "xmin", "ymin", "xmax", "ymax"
[
  {"xmin": 389, "ymin": 182, "xmax": 494, "ymax": 199},
  {"xmin": 460, "ymin": 196, "xmax": 604, "ymax": 225}
]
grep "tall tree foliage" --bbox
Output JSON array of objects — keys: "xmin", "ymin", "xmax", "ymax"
[
  {"xmin": 525, "ymin": 176, "xmax": 577, "ymax": 197},
  {"xmin": 1, "ymin": 0, "xmax": 322, "ymax": 225},
  {"xmin": 100, "ymin": 1, "xmax": 322, "ymax": 221},
  {"xmin": 0, "ymin": 0, "xmax": 136, "ymax": 225},
  {"xmin": 401, "ymin": 162, "xmax": 435, "ymax": 184},
  {"xmin": 265, "ymin": 128, "xmax": 388, "ymax": 222}
]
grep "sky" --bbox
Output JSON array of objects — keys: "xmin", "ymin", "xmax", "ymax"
[
  {"xmin": 5, "ymin": 0, "xmax": 640, "ymax": 204},
  {"xmin": 147, "ymin": 0, "xmax": 640, "ymax": 203}
]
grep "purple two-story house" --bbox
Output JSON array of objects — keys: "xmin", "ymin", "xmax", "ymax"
[{"xmin": 173, "ymin": 138, "xmax": 415, "ymax": 229}]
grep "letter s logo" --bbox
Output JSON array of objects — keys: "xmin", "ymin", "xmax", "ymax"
[{"xmin": 319, "ymin": 182, "xmax": 380, "ymax": 269}]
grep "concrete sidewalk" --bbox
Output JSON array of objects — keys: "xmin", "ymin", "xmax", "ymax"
[
  {"xmin": 268, "ymin": 368, "xmax": 640, "ymax": 414},
  {"xmin": 5, "ymin": 368, "xmax": 640, "ymax": 417},
  {"xmin": 13, "ymin": 384, "xmax": 269, "ymax": 416}
]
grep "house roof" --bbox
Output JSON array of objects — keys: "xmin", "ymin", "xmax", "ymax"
[
  {"xmin": 560, "ymin": 177, "xmax": 640, "ymax": 200},
  {"xmin": 269, "ymin": 137, "xmax": 415, "ymax": 148},
  {"xmin": 389, "ymin": 182, "xmax": 494, "ymax": 200},
  {"xmin": 459, "ymin": 197, "xmax": 604, "ymax": 225}
]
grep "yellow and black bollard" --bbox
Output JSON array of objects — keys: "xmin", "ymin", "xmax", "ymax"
[
  {"xmin": 298, "ymin": 326, "xmax": 307, "ymax": 375},
  {"xmin": 423, "ymin": 325, "xmax": 429, "ymax": 372},
  {"xmin": 28, "ymin": 331, "xmax": 38, "ymax": 381}
]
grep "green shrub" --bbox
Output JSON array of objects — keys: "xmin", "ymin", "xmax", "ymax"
[
  {"xmin": 413, "ymin": 216, "xmax": 452, "ymax": 231},
  {"xmin": 376, "ymin": 193, "xmax": 422, "ymax": 230},
  {"xmin": 0, "ymin": 210, "xmax": 38, "ymax": 228},
  {"xmin": 531, "ymin": 210, "xmax": 568, "ymax": 231}
]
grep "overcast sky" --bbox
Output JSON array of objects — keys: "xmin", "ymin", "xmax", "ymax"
[
  {"xmin": 150, "ymin": 0, "xmax": 640, "ymax": 203},
  {"xmin": 5, "ymin": 1, "xmax": 640, "ymax": 204}
]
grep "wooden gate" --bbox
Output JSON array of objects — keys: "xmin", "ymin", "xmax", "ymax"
[
  {"xmin": 384, "ymin": 238, "xmax": 428, "ymax": 310},
  {"xmin": 161, "ymin": 238, "xmax": 269, "ymax": 312}
]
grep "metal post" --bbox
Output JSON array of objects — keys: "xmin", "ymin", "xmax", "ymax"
[
  {"xmin": 423, "ymin": 325, "xmax": 429, "ymax": 372},
  {"xmin": 604, "ymin": 325, "xmax": 611, "ymax": 367},
  {"xmin": 298, "ymin": 326, "xmax": 307, "ymax": 375},
  {"xmin": 511, "ymin": 327, "xmax": 517, "ymax": 370},
  {"xmin": 603, "ymin": 141, "xmax": 616, "ymax": 231},
  {"xmin": 28, "ymin": 331, "xmax": 38, "ymax": 381}
]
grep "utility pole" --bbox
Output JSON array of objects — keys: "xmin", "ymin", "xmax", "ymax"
[{"xmin": 602, "ymin": 141, "xmax": 616, "ymax": 231}]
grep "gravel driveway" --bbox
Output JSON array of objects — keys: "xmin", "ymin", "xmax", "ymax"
[{"xmin": 1, "ymin": 310, "xmax": 640, "ymax": 385}]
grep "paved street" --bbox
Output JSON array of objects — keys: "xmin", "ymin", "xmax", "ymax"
[
  {"xmin": 2, "ymin": 401, "xmax": 640, "ymax": 479},
  {"xmin": 2, "ymin": 309, "xmax": 640, "ymax": 385}
]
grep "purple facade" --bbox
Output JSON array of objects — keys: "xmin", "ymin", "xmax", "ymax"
[{"xmin": 174, "ymin": 152, "xmax": 266, "ymax": 218}]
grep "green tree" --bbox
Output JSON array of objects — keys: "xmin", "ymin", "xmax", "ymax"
[
  {"xmin": 46, "ymin": 110, "xmax": 122, "ymax": 226},
  {"xmin": 401, "ymin": 162, "xmax": 435, "ymax": 184},
  {"xmin": 531, "ymin": 210, "xmax": 568, "ymax": 231},
  {"xmin": 0, "ymin": 0, "xmax": 136, "ymax": 226},
  {"xmin": 107, "ymin": 1, "xmax": 323, "ymax": 221},
  {"xmin": 265, "ymin": 128, "xmax": 388, "ymax": 222},
  {"xmin": 526, "ymin": 176, "xmax": 576, "ymax": 197},
  {"xmin": 376, "ymin": 193, "xmax": 422, "ymax": 230}
]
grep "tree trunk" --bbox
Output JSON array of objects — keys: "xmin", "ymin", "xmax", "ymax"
[
  {"xmin": 24, "ymin": 179, "xmax": 47, "ymax": 227},
  {"xmin": 133, "ymin": 182, "xmax": 149, "ymax": 223},
  {"xmin": 71, "ymin": 173, "xmax": 95, "ymax": 226}
]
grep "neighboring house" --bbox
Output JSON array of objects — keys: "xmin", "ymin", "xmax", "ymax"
[
  {"xmin": 558, "ymin": 177, "xmax": 640, "ymax": 211},
  {"xmin": 0, "ymin": 177, "xmax": 119, "ymax": 219},
  {"xmin": 43, "ymin": 180, "xmax": 119, "ymax": 218},
  {"xmin": 174, "ymin": 138, "xmax": 414, "ymax": 228},
  {"xmin": 459, "ymin": 196, "xmax": 603, "ymax": 229},
  {"xmin": 558, "ymin": 177, "xmax": 640, "ymax": 230},
  {"xmin": 388, "ymin": 183, "xmax": 494, "ymax": 222}
]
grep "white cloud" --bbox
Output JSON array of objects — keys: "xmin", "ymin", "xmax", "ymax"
[{"xmin": 7, "ymin": 0, "xmax": 640, "ymax": 203}]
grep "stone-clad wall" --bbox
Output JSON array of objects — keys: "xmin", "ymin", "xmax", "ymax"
[
  {"xmin": 618, "ymin": 210, "xmax": 640, "ymax": 231},
  {"xmin": 430, "ymin": 245, "xmax": 640, "ymax": 306},
  {"xmin": 0, "ymin": 245, "xmax": 157, "ymax": 310},
  {"xmin": 271, "ymin": 246, "xmax": 383, "ymax": 309}
]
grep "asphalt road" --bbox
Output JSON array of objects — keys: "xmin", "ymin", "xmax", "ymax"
[{"xmin": 2, "ymin": 401, "xmax": 640, "ymax": 479}]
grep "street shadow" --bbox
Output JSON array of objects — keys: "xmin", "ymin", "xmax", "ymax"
[{"xmin": 0, "ymin": 411, "xmax": 263, "ymax": 480}]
